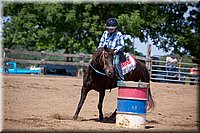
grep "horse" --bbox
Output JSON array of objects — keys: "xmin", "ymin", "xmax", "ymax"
[{"xmin": 73, "ymin": 45, "xmax": 155, "ymax": 122}]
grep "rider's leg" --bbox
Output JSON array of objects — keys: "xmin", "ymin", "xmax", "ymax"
[{"xmin": 113, "ymin": 54, "xmax": 124, "ymax": 81}]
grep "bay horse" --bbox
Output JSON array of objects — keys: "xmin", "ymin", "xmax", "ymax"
[{"xmin": 73, "ymin": 45, "xmax": 155, "ymax": 122}]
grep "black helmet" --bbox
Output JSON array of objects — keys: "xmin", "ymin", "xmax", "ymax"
[{"xmin": 106, "ymin": 18, "xmax": 118, "ymax": 29}]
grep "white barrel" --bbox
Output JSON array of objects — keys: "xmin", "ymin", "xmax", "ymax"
[{"xmin": 116, "ymin": 113, "xmax": 146, "ymax": 129}]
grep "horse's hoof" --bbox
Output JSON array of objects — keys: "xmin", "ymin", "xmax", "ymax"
[
  {"xmin": 73, "ymin": 116, "xmax": 78, "ymax": 120},
  {"xmin": 98, "ymin": 118, "xmax": 104, "ymax": 122}
]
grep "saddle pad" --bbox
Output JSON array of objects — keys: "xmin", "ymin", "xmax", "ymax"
[{"xmin": 121, "ymin": 54, "xmax": 137, "ymax": 75}]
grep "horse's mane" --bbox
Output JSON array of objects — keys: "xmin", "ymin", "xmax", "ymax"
[{"xmin": 92, "ymin": 47, "xmax": 114, "ymax": 62}]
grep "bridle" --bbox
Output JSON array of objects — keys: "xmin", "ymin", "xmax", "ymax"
[{"xmin": 89, "ymin": 50, "xmax": 113, "ymax": 76}]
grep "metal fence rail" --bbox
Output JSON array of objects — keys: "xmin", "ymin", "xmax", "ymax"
[{"xmin": 150, "ymin": 59, "xmax": 199, "ymax": 84}]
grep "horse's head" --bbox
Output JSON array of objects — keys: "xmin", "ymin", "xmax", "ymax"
[{"xmin": 92, "ymin": 45, "xmax": 115, "ymax": 78}]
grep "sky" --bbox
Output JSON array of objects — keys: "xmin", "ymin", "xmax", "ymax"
[
  {"xmin": 134, "ymin": 38, "xmax": 171, "ymax": 56},
  {"xmin": 124, "ymin": 35, "xmax": 171, "ymax": 57}
]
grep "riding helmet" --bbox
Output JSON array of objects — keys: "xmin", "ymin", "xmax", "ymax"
[{"xmin": 106, "ymin": 18, "xmax": 118, "ymax": 29}]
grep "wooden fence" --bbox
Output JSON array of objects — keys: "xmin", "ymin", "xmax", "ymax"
[
  {"xmin": 2, "ymin": 48, "xmax": 147, "ymax": 75},
  {"xmin": 2, "ymin": 48, "xmax": 148, "ymax": 76},
  {"xmin": 2, "ymin": 48, "xmax": 199, "ymax": 84},
  {"xmin": 2, "ymin": 48, "xmax": 147, "ymax": 65},
  {"xmin": 3, "ymin": 48, "xmax": 92, "ymax": 66}
]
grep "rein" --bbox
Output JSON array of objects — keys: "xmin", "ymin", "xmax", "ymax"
[
  {"xmin": 89, "ymin": 50, "xmax": 108, "ymax": 76},
  {"xmin": 89, "ymin": 63, "xmax": 106, "ymax": 76}
]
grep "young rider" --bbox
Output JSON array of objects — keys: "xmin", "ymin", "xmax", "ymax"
[{"xmin": 98, "ymin": 18, "xmax": 125, "ymax": 81}]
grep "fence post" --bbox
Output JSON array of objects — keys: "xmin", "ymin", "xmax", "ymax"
[
  {"xmin": 78, "ymin": 53, "xmax": 84, "ymax": 78},
  {"xmin": 40, "ymin": 51, "xmax": 46, "ymax": 75},
  {"xmin": 178, "ymin": 56, "xmax": 182, "ymax": 82},
  {"xmin": 3, "ymin": 48, "xmax": 8, "ymax": 75},
  {"xmin": 132, "ymin": 37, "xmax": 135, "ymax": 55},
  {"xmin": 146, "ymin": 44, "xmax": 152, "ymax": 74}
]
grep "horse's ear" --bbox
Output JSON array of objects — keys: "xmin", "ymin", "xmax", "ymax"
[{"xmin": 112, "ymin": 49, "xmax": 115, "ymax": 54}]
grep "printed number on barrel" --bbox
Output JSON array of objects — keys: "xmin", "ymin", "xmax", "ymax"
[
  {"xmin": 132, "ymin": 106, "xmax": 138, "ymax": 110},
  {"xmin": 119, "ymin": 118, "xmax": 130, "ymax": 126}
]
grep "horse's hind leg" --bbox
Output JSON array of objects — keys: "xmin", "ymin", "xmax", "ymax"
[
  {"xmin": 98, "ymin": 90, "xmax": 105, "ymax": 122},
  {"xmin": 109, "ymin": 109, "xmax": 117, "ymax": 119},
  {"xmin": 73, "ymin": 86, "xmax": 89, "ymax": 120}
]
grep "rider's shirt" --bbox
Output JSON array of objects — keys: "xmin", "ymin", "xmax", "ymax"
[{"xmin": 98, "ymin": 30, "xmax": 125, "ymax": 53}]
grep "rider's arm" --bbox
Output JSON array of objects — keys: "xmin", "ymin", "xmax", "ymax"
[
  {"xmin": 115, "ymin": 34, "xmax": 125, "ymax": 53},
  {"xmin": 98, "ymin": 31, "xmax": 107, "ymax": 48}
]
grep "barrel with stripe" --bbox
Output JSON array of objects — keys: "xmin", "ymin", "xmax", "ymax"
[
  {"xmin": 118, "ymin": 87, "xmax": 148, "ymax": 100},
  {"xmin": 117, "ymin": 98, "xmax": 147, "ymax": 114},
  {"xmin": 116, "ymin": 81, "xmax": 149, "ymax": 129}
]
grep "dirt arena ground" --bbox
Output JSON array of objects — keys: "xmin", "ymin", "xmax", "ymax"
[{"xmin": 2, "ymin": 74, "xmax": 199, "ymax": 132}]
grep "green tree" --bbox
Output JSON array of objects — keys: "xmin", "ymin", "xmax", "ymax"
[{"xmin": 2, "ymin": 2, "xmax": 200, "ymax": 62}]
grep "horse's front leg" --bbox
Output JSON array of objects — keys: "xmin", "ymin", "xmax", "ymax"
[
  {"xmin": 73, "ymin": 86, "xmax": 89, "ymax": 120},
  {"xmin": 98, "ymin": 90, "xmax": 105, "ymax": 122}
]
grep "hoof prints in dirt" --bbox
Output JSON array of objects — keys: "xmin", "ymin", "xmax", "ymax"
[
  {"xmin": 51, "ymin": 113, "xmax": 73, "ymax": 120},
  {"xmin": 50, "ymin": 113, "xmax": 114, "ymax": 123},
  {"xmin": 5, "ymin": 117, "xmax": 46, "ymax": 128},
  {"xmin": 51, "ymin": 113, "xmax": 85, "ymax": 122},
  {"xmin": 146, "ymin": 120, "xmax": 159, "ymax": 124}
]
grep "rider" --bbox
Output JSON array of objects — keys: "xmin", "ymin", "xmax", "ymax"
[
  {"xmin": 165, "ymin": 54, "xmax": 178, "ymax": 77},
  {"xmin": 98, "ymin": 18, "xmax": 125, "ymax": 81}
]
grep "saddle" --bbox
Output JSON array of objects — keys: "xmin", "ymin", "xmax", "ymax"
[
  {"xmin": 111, "ymin": 53, "xmax": 137, "ymax": 90},
  {"xmin": 120, "ymin": 53, "xmax": 137, "ymax": 75}
]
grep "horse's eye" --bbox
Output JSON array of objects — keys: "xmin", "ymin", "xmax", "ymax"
[{"xmin": 104, "ymin": 52, "xmax": 108, "ymax": 58}]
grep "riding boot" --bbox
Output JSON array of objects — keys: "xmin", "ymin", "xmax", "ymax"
[{"xmin": 116, "ymin": 65, "xmax": 124, "ymax": 81}]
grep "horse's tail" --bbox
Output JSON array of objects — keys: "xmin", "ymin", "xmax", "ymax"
[
  {"xmin": 142, "ymin": 63, "xmax": 156, "ymax": 111},
  {"xmin": 147, "ymin": 87, "xmax": 156, "ymax": 111}
]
